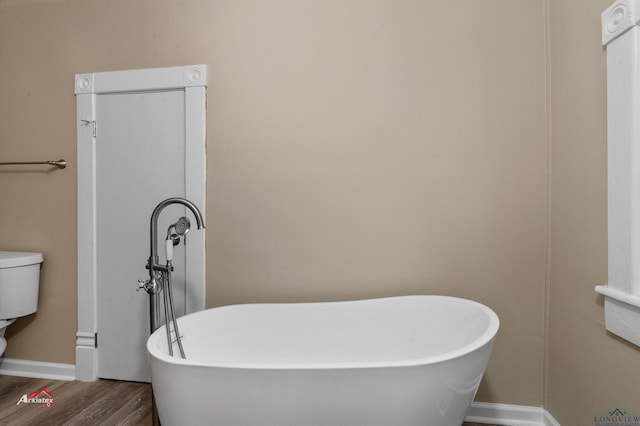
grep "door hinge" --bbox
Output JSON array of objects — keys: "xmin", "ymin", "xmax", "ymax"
[
  {"xmin": 81, "ymin": 119, "xmax": 97, "ymax": 137},
  {"xmin": 94, "ymin": 332, "xmax": 98, "ymax": 348}
]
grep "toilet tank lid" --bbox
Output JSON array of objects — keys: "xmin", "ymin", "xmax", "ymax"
[{"xmin": 0, "ymin": 252, "xmax": 43, "ymax": 268}]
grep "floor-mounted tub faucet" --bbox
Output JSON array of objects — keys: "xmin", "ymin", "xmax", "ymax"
[{"xmin": 139, "ymin": 197, "xmax": 205, "ymax": 336}]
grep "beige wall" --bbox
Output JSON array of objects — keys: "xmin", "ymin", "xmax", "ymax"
[
  {"xmin": 546, "ymin": 0, "xmax": 640, "ymax": 424},
  {"xmin": 0, "ymin": 0, "xmax": 548, "ymax": 406}
]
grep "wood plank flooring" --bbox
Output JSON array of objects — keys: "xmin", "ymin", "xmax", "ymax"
[
  {"xmin": 0, "ymin": 375, "xmax": 151, "ymax": 425},
  {"xmin": 0, "ymin": 374, "xmax": 500, "ymax": 425}
]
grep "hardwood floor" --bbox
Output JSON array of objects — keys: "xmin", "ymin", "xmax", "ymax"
[
  {"xmin": 0, "ymin": 375, "xmax": 152, "ymax": 425},
  {"xmin": 0, "ymin": 374, "xmax": 500, "ymax": 425}
]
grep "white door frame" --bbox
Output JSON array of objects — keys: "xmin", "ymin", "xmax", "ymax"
[{"xmin": 75, "ymin": 65, "xmax": 207, "ymax": 381}]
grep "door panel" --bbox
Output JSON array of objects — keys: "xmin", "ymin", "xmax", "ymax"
[{"xmin": 96, "ymin": 90, "xmax": 188, "ymax": 382}]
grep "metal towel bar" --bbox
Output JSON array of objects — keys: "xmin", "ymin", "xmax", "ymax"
[{"xmin": 0, "ymin": 159, "xmax": 67, "ymax": 169}]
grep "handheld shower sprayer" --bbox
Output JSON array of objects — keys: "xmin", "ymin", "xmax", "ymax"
[
  {"xmin": 172, "ymin": 217, "xmax": 191, "ymax": 236},
  {"xmin": 165, "ymin": 217, "xmax": 191, "ymax": 262}
]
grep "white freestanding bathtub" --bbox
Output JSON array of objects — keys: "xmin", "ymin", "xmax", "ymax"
[{"xmin": 147, "ymin": 295, "xmax": 499, "ymax": 426}]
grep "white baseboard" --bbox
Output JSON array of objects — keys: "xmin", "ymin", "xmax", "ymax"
[
  {"xmin": 0, "ymin": 357, "xmax": 75, "ymax": 381},
  {"xmin": 466, "ymin": 402, "xmax": 561, "ymax": 426}
]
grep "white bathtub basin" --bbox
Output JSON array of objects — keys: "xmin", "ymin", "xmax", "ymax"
[{"xmin": 148, "ymin": 295, "xmax": 499, "ymax": 426}]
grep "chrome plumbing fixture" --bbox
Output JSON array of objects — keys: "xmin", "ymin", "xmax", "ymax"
[{"xmin": 138, "ymin": 197, "xmax": 205, "ymax": 358}]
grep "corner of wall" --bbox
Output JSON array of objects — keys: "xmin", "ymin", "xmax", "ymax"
[{"xmin": 542, "ymin": 0, "xmax": 553, "ymax": 412}]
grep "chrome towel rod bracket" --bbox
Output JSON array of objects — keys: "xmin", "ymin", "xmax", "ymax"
[{"xmin": 0, "ymin": 159, "xmax": 67, "ymax": 169}]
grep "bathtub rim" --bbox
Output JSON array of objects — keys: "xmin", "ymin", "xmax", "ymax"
[{"xmin": 147, "ymin": 294, "xmax": 499, "ymax": 370}]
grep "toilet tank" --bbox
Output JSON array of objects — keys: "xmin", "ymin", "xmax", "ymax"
[{"xmin": 0, "ymin": 252, "xmax": 43, "ymax": 319}]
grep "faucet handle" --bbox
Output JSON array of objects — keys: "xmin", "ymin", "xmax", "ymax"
[
  {"xmin": 136, "ymin": 279, "xmax": 148, "ymax": 292},
  {"xmin": 137, "ymin": 278, "xmax": 160, "ymax": 294}
]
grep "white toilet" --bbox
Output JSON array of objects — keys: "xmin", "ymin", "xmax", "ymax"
[{"xmin": 0, "ymin": 251, "xmax": 43, "ymax": 357}]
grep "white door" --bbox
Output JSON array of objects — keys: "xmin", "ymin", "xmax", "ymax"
[
  {"xmin": 96, "ymin": 90, "xmax": 189, "ymax": 382},
  {"xmin": 75, "ymin": 66, "xmax": 207, "ymax": 382}
]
